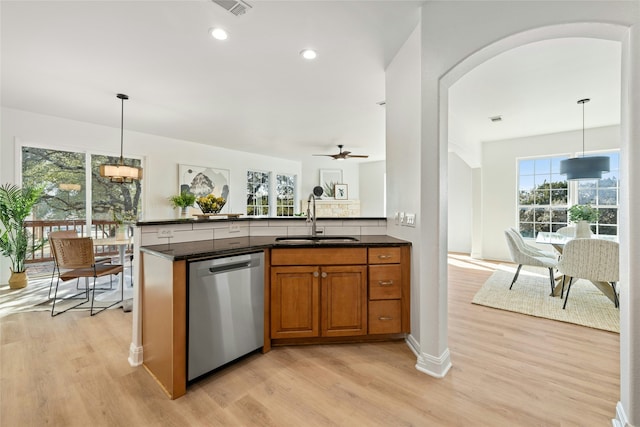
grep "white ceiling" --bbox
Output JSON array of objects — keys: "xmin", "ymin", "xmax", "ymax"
[{"xmin": 1, "ymin": 2, "xmax": 621, "ymax": 165}]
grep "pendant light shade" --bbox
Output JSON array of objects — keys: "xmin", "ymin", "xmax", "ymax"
[
  {"xmin": 560, "ymin": 98, "xmax": 609, "ymax": 180},
  {"xmin": 99, "ymin": 93, "xmax": 143, "ymax": 183}
]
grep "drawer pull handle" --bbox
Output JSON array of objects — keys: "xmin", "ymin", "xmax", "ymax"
[
  {"xmin": 378, "ymin": 254, "xmax": 392, "ymax": 259},
  {"xmin": 378, "ymin": 280, "xmax": 394, "ymax": 286},
  {"xmin": 378, "ymin": 316, "xmax": 394, "ymax": 321}
]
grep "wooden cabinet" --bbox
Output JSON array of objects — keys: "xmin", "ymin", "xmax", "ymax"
[
  {"xmin": 270, "ymin": 249, "xmax": 367, "ymax": 339},
  {"xmin": 367, "ymin": 247, "xmax": 408, "ymax": 335},
  {"xmin": 270, "ymin": 245, "xmax": 410, "ymax": 344}
]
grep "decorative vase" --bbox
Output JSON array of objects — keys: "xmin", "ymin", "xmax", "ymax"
[
  {"xmin": 116, "ymin": 225, "xmax": 128, "ymax": 240},
  {"xmin": 180, "ymin": 207, "xmax": 188, "ymax": 218},
  {"xmin": 8, "ymin": 270, "xmax": 28, "ymax": 289},
  {"xmin": 575, "ymin": 220, "xmax": 591, "ymax": 238}
]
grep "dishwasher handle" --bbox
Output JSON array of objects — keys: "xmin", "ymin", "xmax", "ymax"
[{"xmin": 195, "ymin": 256, "xmax": 262, "ymax": 277}]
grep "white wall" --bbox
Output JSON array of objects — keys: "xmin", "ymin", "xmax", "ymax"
[
  {"xmin": 481, "ymin": 125, "xmax": 620, "ymax": 261},
  {"xmin": 385, "ymin": 24, "xmax": 422, "ymax": 344},
  {"xmin": 359, "ymin": 160, "xmax": 385, "ymax": 217},
  {"xmin": 299, "ymin": 157, "xmax": 360, "ymax": 201},
  {"xmin": 448, "ymin": 152, "xmax": 472, "ymax": 253}
]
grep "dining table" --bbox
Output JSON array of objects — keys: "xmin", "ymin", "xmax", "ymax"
[
  {"xmin": 92, "ymin": 236, "xmax": 133, "ymax": 302},
  {"xmin": 535, "ymin": 231, "xmax": 619, "ymax": 303}
]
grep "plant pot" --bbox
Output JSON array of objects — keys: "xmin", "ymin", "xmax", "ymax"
[
  {"xmin": 8, "ymin": 270, "xmax": 28, "ymax": 289},
  {"xmin": 180, "ymin": 207, "xmax": 188, "ymax": 218},
  {"xmin": 575, "ymin": 220, "xmax": 591, "ymax": 238}
]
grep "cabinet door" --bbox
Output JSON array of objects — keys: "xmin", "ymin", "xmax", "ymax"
[
  {"xmin": 321, "ymin": 265, "xmax": 367, "ymax": 337},
  {"xmin": 271, "ymin": 266, "xmax": 320, "ymax": 338}
]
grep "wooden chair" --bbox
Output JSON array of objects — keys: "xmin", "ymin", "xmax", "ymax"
[
  {"xmin": 50, "ymin": 237, "xmax": 123, "ymax": 316},
  {"xmin": 556, "ymin": 238, "xmax": 619, "ymax": 309}
]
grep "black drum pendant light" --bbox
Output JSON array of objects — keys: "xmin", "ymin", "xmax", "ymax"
[
  {"xmin": 99, "ymin": 93, "xmax": 143, "ymax": 183},
  {"xmin": 560, "ymin": 98, "xmax": 610, "ymax": 180}
]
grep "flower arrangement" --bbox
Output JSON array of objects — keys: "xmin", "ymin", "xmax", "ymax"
[
  {"xmin": 196, "ymin": 194, "xmax": 226, "ymax": 214},
  {"xmin": 568, "ymin": 204, "xmax": 599, "ymax": 223}
]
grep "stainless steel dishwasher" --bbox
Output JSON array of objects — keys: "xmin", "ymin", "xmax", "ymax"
[{"xmin": 187, "ymin": 251, "xmax": 264, "ymax": 382}]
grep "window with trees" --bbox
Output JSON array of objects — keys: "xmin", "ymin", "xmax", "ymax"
[
  {"xmin": 22, "ymin": 146, "xmax": 143, "ymax": 237},
  {"xmin": 276, "ymin": 174, "xmax": 295, "ymax": 217},
  {"xmin": 246, "ymin": 170, "xmax": 270, "ymax": 216},
  {"xmin": 518, "ymin": 151, "xmax": 619, "ymax": 238}
]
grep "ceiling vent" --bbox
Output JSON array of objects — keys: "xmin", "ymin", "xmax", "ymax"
[
  {"xmin": 489, "ymin": 115, "xmax": 503, "ymax": 122},
  {"xmin": 211, "ymin": 0, "xmax": 252, "ymax": 16}
]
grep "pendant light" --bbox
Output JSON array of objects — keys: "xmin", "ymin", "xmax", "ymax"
[
  {"xmin": 559, "ymin": 98, "xmax": 610, "ymax": 180},
  {"xmin": 99, "ymin": 93, "xmax": 143, "ymax": 183}
]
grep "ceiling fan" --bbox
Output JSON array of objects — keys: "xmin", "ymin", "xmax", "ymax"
[{"xmin": 313, "ymin": 144, "xmax": 369, "ymax": 160}]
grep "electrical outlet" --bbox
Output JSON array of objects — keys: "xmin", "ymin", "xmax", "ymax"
[
  {"xmin": 406, "ymin": 213, "xmax": 416, "ymax": 227},
  {"xmin": 399, "ymin": 212, "xmax": 406, "ymax": 225},
  {"xmin": 157, "ymin": 228, "xmax": 174, "ymax": 238},
  {"xmin": 394, "ymin": 211, "xmax": 399, "ymax": 225},
  {"xmin": 229, "ymin": 223, "xmax": 240, "ymax": 233}
]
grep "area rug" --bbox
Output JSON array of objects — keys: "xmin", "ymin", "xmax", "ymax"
[
  {"xmin": 0, "ymin": 273, "xmax": 132, "ymax": 318},
  {"xmin": 472, "ymin": 265, "xmax": 619, "ymax": 333}
]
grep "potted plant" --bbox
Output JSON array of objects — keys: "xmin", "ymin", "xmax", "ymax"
[
  {"xmin": 169, "ymin": 191, "xmax": 196, "ymax": 217},
  {"xmin": 0, "ymin": 183, "xmax": 45, "ymax": 288},
  {"xmin": 568, "ymin": 204, "xmax": 599, "ymax": 238}
]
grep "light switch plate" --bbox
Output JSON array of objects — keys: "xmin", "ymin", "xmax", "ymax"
[
  {"xmin": 394, "ymin": 212, "xmax": 399, "ymax": 225},
  {"xmin": 406, "ymin": 213, "xmax": 416, "ymax": 227},
  {"xmin": 399, "ymin": 212, "xmax": 405, "ymax": 225}
]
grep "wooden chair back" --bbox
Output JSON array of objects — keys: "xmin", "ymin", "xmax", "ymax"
[{"xmin": 48, "ymin": 230, "xmax": 78, "ymax": 262}]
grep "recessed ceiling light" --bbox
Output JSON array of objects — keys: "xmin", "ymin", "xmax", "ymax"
[
  {"xmin": 300, "ymin": 49, "xmax": 317, "ymax": 60},
  {"xmin": 210, "ymin": 28, "xmax": 228, "ymax": 40}
]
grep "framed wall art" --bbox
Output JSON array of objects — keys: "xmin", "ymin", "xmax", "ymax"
[
  {"xmin": 334, "ymin": 183, "xmax": 348, "ymax": 200},
  {"xmin": 179, "ymin": 164, "xmax": 230, "ymax": 211}
]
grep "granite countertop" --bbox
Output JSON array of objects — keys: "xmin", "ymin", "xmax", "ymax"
[
  {"xmin": 140, "ymin": 235, "xmax": 411, "ymax": 261},
  {"xmin": 136, "ymin": 217, "xmax": 386, "ymax": 226}
]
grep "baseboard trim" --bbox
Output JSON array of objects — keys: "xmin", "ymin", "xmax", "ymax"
[
  {"xmin": 128, "ymin": 343, "xmax": 143, "ymax": 367},
  {"xmin": 612, "ymin": 401, "xmax": 630, "ymax": 427},
  {"xmin": 405, "ymin": 333, "xmax": 420, "ymax": 357},
  {"xmin": 415, "ymin": 347, "xmax": 452, "ymax": 378}
]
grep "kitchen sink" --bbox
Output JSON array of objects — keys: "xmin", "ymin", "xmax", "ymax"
[{"xmin": 275, "ymin": 236, "xmax": 359, "ymax": 244}]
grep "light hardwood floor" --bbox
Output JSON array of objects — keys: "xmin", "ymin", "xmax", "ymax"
[{"xmin": 0, "ymin": 254, "xmax": 619, "ymax": 426}]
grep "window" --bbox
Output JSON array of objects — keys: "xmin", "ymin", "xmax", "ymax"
[
  {"xmin": 22, "ymin": 146, "xmax": 143, "ymax": 236},
  {"xmin": 246, "ymin": 170, "xmax": 270, "ymax": 216},
  {"xmin": 518, "ymin": 156, "xmax": 568, "ymax": 238},
  {"xmin": 517, "ymin": 151, "xmax": 620, "ymax": 238},
  {"xmin": 576, "ymin": 152, "xmax": 620, "ymax": 236},
  {"xmin": 275, "ymin": 174, "xmax": 296, "ymax": 216}
]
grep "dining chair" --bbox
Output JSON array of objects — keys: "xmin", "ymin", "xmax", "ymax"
[
  {"xmin": 504, "ymin": 229, "xmax": 557, "ymax": 294},
  {"xmin": 509, "ymin": 227, "xmax": 556, "ymax": 259},
  {"xmin": 556, "ymin": 238, "xmax": 619, "ymax": 309},
  {"xmin": 48, "ymin": 230, "xmax": 114, "ymax": 298},
  {"xmin": 50, "ymin": 237, "xmax": 124, "ymax": 317}
]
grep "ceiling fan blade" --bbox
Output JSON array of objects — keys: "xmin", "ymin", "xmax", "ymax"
[
  {"xmin": 312, "ymin": 154, "xmax": 335, "ymax": 157},
  {"xmin": 346, "ymin": 154, "xmax": 369, "ymax": 158}
]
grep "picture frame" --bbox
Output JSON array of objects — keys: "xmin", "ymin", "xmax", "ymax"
[
  {"xmin": 179, "ymin": 164, "xmax": 230, "ymax": 212},
  {"xmin": 319, "ymin": 169, "xmax": 342, "ymax": 197},
  {"xmin": 334, "ymin": 183, "xmax": 348, "ymax": 200}
]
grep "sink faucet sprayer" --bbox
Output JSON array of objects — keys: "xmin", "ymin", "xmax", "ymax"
[{"xmin": 307, "ymin": 186, "xmax": 324, "ymax": 237}]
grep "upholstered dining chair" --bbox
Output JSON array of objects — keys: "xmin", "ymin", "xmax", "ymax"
[
  {"xmin": 556, "ymin": 238, "xmax": 619, "ymax": 309},
  {"xmin": 509, "ymin": 227, "xmax": 556, "ymax": 259},
  {"xmin": 50, "ymin": 237, "xmax": 123, "ymax": 317},
  {"xmin": 504, "ymin": 229, "xmax": 557, "ymax": 294}
]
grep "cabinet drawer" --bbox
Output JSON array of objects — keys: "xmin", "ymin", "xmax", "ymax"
[
  {"xmin": 271, "ymin": 248, "xmax": 367, "ymax": 266},
  {"xmin": 368, "ymin": 300, "xmax": 401, "ymax": 334},
  {"xmin": 368, "ymin": 265, "xmax": 401, "ymax": 300},
  {"xmin": 368, "ymin": 247, "xmax": 401, "ymax": 264}
]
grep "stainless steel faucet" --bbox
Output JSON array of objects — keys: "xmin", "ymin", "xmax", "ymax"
[
  {"xmin": 307, "ymin": 193, "xmax": 318, "ymax": 237},
  {"xmin": 306, "ymin": 186, "xmax": 324, "ymax": 237}
]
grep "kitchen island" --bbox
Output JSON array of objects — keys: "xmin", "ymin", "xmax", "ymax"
[{"xmin": 134, "ymin": 218, "xmax": 410, "ymax": 399}]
